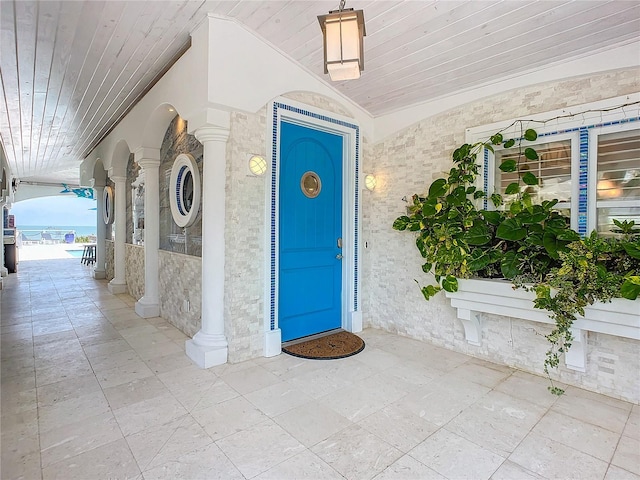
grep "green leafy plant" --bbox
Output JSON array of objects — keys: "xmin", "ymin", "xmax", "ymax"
[
  {"xmin": 533, "ymin": 229, "xmax": 640, "ymax": 393},
  {"xmin": 394, "ymin": 125, "xmax": 640, "ymax": 394},
  {"xmin": 393, "ymin": 126, "xmax": 579, "ymax": 299}
]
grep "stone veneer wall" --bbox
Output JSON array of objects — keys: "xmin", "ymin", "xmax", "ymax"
[
  {"xmin": 105, "ymin": 240, "xmax": 114, "ymax": 281},
  {"xmin": 158, "ymin": 250, "xmax": 202, "ymax": 337},
  {"xmin": 362, "ymin": 68, "xmax": 640, "ymax": 402},
  {"xmin": 126, "ymin": 153, "xmax": 141, "ymax": 245},
  {"xmin": 224, "ymin": 108, "xmax": 267, "ymax": 362},
  {"xmin": 159, "ymin": 115, "xmax": 203, "ymax": 257},
  {"xmin": 125, "ymin": 243, "xmax": 144, "ymax": 300},
  {"xmin": 223, "ymin": 92, "xmax": 356, "ymax": 363}
]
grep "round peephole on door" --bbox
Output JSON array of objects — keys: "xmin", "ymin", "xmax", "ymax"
[
  {"xmin": 300, "ymin": 171, "xmax": 321, "ymax": 198},
  {"xmin": 103, "ymin": 186, "xmax": 114, "ymax": 225},
  {"xmin": 169, "ymin": 153, "xmax": 201, "ymax": 227}
]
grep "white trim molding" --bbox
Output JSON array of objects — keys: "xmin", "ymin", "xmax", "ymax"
[
  {"xmin": 265, "ymin": 98, "xmax": 362, "ymax": 356},
  {"xmin": 445, "ymin": 278, "xmax": 640, "ymax": 372},
  {"xmin": 466, "ymin": 93, "xmax": 640, "ymax": 236},
  {"xmin": 169, "ymin": 153, "xmax": 201, "ymax": 228},
  {"xmin": 103, "ymin": 186, "xmax": 114, "ymax": 225}
]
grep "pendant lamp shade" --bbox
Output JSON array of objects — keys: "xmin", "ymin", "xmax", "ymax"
[{"xmin": 318, "ymin": 8, "xmax": 366, "ymax": 81}]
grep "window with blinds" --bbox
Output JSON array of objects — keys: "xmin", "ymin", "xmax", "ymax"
[
  {"xmin": 495, "ymin": 140, "xmax": 572, "ymax": 205},
  {"xmin": 596, "ymin": 129, "xmax": 640, "ymax": 234}
]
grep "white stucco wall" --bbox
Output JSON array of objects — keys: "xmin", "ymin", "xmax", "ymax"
[{"xmin": 81, "ymin": 15, "xmax": 373, "ymax": 180}]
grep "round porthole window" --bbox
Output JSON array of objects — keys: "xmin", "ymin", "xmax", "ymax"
[
  {"xmin": 301, "ymin": 171, "xmax": 321, "ymax": 198},
  {"xmin": 169, "ymin": 153, "xmax": 201, "ymax": 227},
  {"xmin": 103, "ymin": 186, "xmax": 114, "ymax": 225}
]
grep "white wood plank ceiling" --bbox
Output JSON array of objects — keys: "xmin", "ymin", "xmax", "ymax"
[{"xmin": 1, "ymin": 0, "xmax": 639, "ymax": 184}]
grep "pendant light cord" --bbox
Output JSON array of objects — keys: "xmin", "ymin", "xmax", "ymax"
[{"xmin": 337, "ymin": 0, "xmax": 346, "ymax": 64}]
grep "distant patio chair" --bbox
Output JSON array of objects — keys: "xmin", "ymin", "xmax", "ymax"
[
  {"xmin": 81, "ymin": 244, "xmax": 96, "ymax": 265},
  {"xmin": 20, "ymin": 232, "xmax": 36, "ymax": 245},
  {"xmin": 40, "ymin": 232, "xmax": 54, "ymax": 244}
]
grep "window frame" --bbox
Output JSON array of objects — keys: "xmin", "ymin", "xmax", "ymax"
[
  {"xmin": 466, "ymin": 93, "xmax": 640, "ymax": 236},
  {"xmin": 587, "ymin": 122, "xmax": 640, "ymax": 234},
  {"xmin": 485, "ymin": 131, "xmax": 580, "ymax": 231}
]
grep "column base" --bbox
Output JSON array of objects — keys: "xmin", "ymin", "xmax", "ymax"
[
  {"xmin": 135, "ymin": 296, "xmax": 160, "ymax": 318},
  {"xmin": 93, "ymin": 269, "xmax": 106, "ymax": 280},
  {"xmin": 108, "ymin": 280, "xmax": 127, "ymax": 294},
  {"xmin": 186, "ymin": 339, "xmax": 228, "ymax": 368},
  {"xmin": 264, "ymin": 329, "xmax": 282, "ymax": 357},
  {"xmin": 1, "ymin": 267, "xmax": 8, "ymax": 277}
]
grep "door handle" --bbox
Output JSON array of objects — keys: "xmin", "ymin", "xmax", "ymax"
[
  {"xmin": 336, "ymin": 254, "xmax": 343, "ymax": 260},
  {"xmin": 337, "ymin": 237, "xmax": 342, "ymax": 249}
]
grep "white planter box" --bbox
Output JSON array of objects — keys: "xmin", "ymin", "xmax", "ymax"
[{"xmin": 445, "ymin": 278, "xmax": 640, "ymax": 372}]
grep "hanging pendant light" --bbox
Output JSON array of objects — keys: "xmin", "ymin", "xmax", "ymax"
[{"xmin": 318, "ymin": 0, "xmax": 366, "ymax": 81}]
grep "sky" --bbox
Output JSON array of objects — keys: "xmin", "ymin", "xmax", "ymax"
[{"xmin": 10, "ymin": 196, "xmax": 97, "ymax": 227}]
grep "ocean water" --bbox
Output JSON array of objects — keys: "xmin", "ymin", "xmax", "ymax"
[{"xmin": 17, "ymin": 225, "xmax": 97, "ymax": 239}]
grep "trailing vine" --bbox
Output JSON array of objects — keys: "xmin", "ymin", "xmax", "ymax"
[
  {"xmin": 394, "ymin": 124, "xmax": 640, "ymax": 395},
  {"xmin": 532, "ymin": 222, "xmax": 640, "ymax": 394}
]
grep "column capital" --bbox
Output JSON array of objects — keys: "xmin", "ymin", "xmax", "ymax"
[
  {"xmin": 108, "ymin": 165, "xmax": 126, "ymax": 179},
  {"xmin": 109, "ymin": 175, "xmax": 127, "ymax": 184},
  {"xmin": 186, "ymin": 107, "xmax": 230, "ymax": 135},
  {"xmin": 134, "ymin": 146, "xmax": 161, "ymax": 165},
  {"xmin": 91, "ymin": 177, "xmax": 106, "ymax": 189},
  {"xmin": 137, "ymin": 158, "xmax": 161, "ymax": 170},
  {"xmin": 194, "ymin": 125, "xmax": 230, "ymax": 144}
]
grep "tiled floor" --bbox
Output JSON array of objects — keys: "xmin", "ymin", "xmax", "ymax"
[{"xmin": 1, "ymin": 258, "xmax": 638, "ymax": 480}]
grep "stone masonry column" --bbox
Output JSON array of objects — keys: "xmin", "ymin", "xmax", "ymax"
[
  {"xmin": 185, "ymin": 125, "xmax": 230, "ymax": 368},
  {"xmin": 108, "ymin": 174, "xmax": 127, "ymax": 294},
  {"xmin": 134, "ymin": 148, "xmax": 161, "ymax": 318},
  {"xmin": 93, "ymin": 185, "xmax": 107, "ymax": 279}
]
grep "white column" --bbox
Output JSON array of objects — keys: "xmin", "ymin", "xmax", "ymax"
[
  {"xmin": 185, "ymin": 125, "xmax": 229, "ymax": 368},
  {"xmin": 93, "ymin": 185, "xmax": 106, "ymax": 279},
  {"xmin": 134, "ymin": 151, "xmax": 160, "ymax": 318},
  {"xmin": 0, "ymin": 202, "xmax": 6, "ymax": 287},
  {"xmin": 108, "ymin": 175, "xmax": 127, "ymax": 294}
]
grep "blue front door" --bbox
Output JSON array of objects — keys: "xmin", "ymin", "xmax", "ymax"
[{"xmin": 279, "ymin": 121, "xmax": 343, "ymax": 342}]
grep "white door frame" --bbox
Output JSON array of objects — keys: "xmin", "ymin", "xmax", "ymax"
[{"xmin": 264, "ymin": 98, "xmax": 362, "ymax": 356}]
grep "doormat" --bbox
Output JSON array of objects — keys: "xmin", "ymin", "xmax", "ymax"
[{"xmin": 282, "ymin": 331, "xmax": 365, "ymax": 360}]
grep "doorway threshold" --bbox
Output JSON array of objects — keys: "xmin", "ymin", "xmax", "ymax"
[{"xmin": 282, "ymin": 328, "xmax": 344, "ymax": 348}]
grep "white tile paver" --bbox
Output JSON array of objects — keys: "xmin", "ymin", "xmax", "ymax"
[
  {"xmin": 311, "ymin": 424, "xmax": 403, "ymax": 480},
  {"xmin": 409, "ymin": 428, "xmax": 505, "ymax": 480},
  {"xmin": 1, "ymin": 257, "xmax": 637, "ymax": 480},
  {"xmin": 509, "ymin": 432, "xmax": 610, "ymax": 480}
]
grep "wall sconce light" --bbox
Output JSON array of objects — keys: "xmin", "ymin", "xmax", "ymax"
[
  {"xmin": 318, "ymin": 0, "xmax": 366, "ymax": 81},
  {"xmin": 364, "ymin": 174, "xmax": 376, "ymax": 191},
  {"xmin": 249, "ymin": 155, "xmax": 267, "ymax": 176}
]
